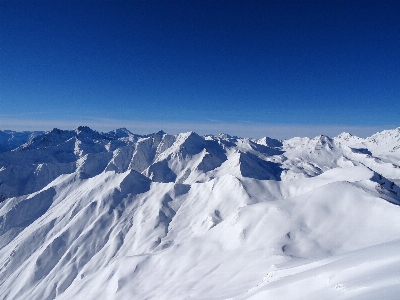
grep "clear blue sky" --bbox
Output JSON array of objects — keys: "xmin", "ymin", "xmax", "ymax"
[{"xmin": 1, "ymin": 0, "xmax": 399, "ymax": 138}]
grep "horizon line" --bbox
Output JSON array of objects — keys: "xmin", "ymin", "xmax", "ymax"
[{"xmin": 0, "ymin": 117, "xmax": 397, "ymax": 140}]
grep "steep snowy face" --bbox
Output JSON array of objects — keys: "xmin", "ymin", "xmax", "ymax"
[
  {"xmin": 0, "ymin": 127, "xmax": 135, "ymax": 198},
  {"xmin": 104, "ymin": 127, "xmax": 143, "ymax": 142},
  {"xmin": 18, "ymin": 126, "xmax": 119, "ymax": 152},
  {"xmin": 335, "ymin": 127, "xmax": 400, "ymax": 159},
  {"xmin": 365, "ymin": 127, "xmax": 400, "ymax": 156},
  {"xmin": 0, "ymin": 130, "xmax": 45, "ymax": 152},
  {"xmin": 0, "ymin": 126, "xmax": 400, "ymax": 300}
]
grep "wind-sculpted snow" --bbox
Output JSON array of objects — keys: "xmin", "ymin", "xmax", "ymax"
[{"xmin": 0, "ymin": 126, "xmax": 400, "ymax": 300}]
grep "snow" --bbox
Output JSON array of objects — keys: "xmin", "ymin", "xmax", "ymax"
[
  {"xmin": 0, "ymin": 126, "xmax": 400, "ymax": 299},
  {"xmin": 0, "ymin": 130, "xmax": 45, "ymax": 152}
]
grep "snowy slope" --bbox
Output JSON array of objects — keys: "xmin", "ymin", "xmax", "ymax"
[
  {"xmin": 0, "ymin": 126, "xmax": 400, "ymax": 300},
  {"xmin": 0, "ymin": 130, "xmax": 45, "ymax": 153}
]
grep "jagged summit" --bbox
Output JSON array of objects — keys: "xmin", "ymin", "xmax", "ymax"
[
  {"xmin": 15, "ymin": 126, "xmax": 110, "ymax": 151},
  {"xmin": 75, "ymin": 125, "xmax": 96, "ymax": 134}
]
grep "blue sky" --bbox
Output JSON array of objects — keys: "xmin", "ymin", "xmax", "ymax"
[{"xmin": 1, "ymin": 0, "xmax": 399, "ymax": 138}]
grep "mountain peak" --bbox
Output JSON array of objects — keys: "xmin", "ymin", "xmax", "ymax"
[
  {"xmin": 75, "ymin": 125, "xmax": 95, "ymax": 134},
  {"xmin": 50, "ymin": 128, "xmax": 65, "ymax": 134}
]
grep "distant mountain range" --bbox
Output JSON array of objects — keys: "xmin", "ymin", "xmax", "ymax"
[{"xmin": 1, "ymin": 126, "xmax": 400, "ymax": 299}]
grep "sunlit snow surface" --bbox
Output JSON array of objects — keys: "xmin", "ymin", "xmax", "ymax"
[{"xmin": 1, "ymin": 126, "xmax": 400, "ymax": 300}]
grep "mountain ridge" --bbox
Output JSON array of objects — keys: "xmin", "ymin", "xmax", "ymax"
[{"xmin": 0, "ymin": 126, "xmax": 400, "ymax": 299}]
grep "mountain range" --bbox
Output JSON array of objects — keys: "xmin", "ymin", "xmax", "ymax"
[{"xmin": 1, "ymin": 126, "xmax": 400, "ymax": 299}]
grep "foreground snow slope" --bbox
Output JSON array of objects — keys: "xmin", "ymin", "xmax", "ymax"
[{"xmin": 0, "ymin": 126, "xmax": 400, "ymax": 300}]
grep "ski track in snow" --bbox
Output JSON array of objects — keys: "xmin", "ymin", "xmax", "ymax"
[{"xmin": 0, "ymin": 126, "xmax": 400, "ymax": 299}]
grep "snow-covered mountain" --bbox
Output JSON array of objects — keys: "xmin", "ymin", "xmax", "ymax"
[
  {"xmin": 1, "ymin": 126, "xmax": 400, "ymax": 300},
  {"xmin": 0, "ymin": 130, "xmax": 45, "ymax": 153}
]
